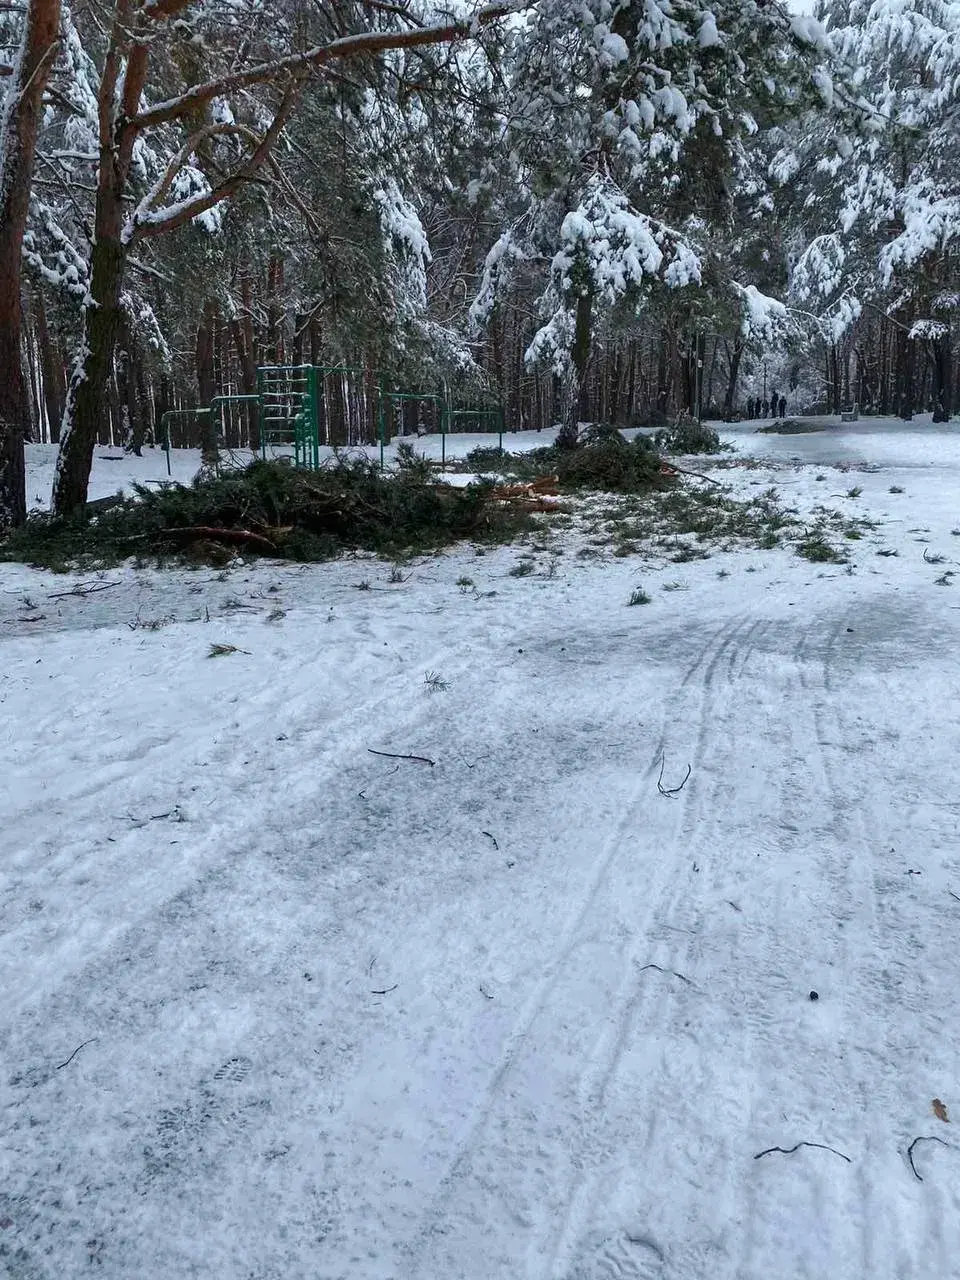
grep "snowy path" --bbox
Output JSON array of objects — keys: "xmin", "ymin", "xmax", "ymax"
[{"xmin": 4, "ymin": 439, "xmax": 960, "ymax": 1278}]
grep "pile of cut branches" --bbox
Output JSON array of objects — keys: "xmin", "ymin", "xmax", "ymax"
[
  {"xmin": 1, "ymin": 458, "xmax": 534, "ymax": 569},
  {"xmin": 489, "ymin": 475, "xmax": 560, "ymax": 512}
]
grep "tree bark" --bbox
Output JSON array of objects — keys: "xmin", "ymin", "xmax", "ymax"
[
  {"xmin": 897, "ymin": 329, "xmax": 915, "ymax": 421},
  {"xmin": 723, "ymin": 337, "xmax": 745, "ymax": 420},
  {"xmin": 0, "ymin": 0, "xmax": 62, "ymax": 529},
  {"xmin": 931, "ymin": 333, "xmax": 952, "ymax": 423},
  {"xmin": 196, "ymin": 297, "xmax": 219, "ymax": 465},
  {"xmin": 556, "ymin": 287, "xmax": 592, "ymax": 448},
  {"xmin": 52, "ymin": 1, "xmax": 145, "ymax": 515},
  {"xmin": 33, "ymin": 289, "xmax": 65, "ymax": 443}
]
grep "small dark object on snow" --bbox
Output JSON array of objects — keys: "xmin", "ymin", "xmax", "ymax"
[
  {"xmin": 907, "ymin": 1134, "xmax": 951, "ymax": 1181},
  {"xmin": 809, "ymin": 990, "xmax": 819, "ymax": 1001},
  {"xmin": 846, "ymin": 627, "xmax": 854, "ymax": 633},
  {"xmin": 657, "ymin": 755, "xmax": 692, "ymax": 797},
  {"xmin": 57, "ymin": 1037, "xmax": 98, "ymax": 1069},
  {"xmin": 368, "ymin": 747, "xmax": 435, "ymax": 766},
  {"xmin": 637, "ymin": 962, "xmax": 693, "ymax": 986},
  {"xmin": 754, "ymin": 1141, "xmax": 850, "ymax": 1163}
]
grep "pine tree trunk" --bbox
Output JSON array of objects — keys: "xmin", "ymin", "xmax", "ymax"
[
  {"xmin": 196, "ymin": 299, "xmax": 219, "ymax": 466},
  {"xmin": 24, "ymin": 314, "xmax": 40, "ymax": 442},
  {"xmin": 897, "ymin": 330, "xmax": 915, "ymax": 421},
  {"xmin": 557, "ymin": 288, "xmax": 593, "ymax": 448},
  {"xmin": 34, "ymin": 289, "xmax": 65, "ymax": 443},
  {"xmin": 52, "ymin": 5, "xmax": 148, "ymax": 516},
  {"xmin": 723, "ymin": 338, "xmax": 745, "ymax": 420},
  {"xmin": 0, "ymin": 0, "xmax": 62, "ymax": 529},
  {"xmin": 830, "ymin": 344, "xmax": 842, "ymax": 415},
  {"xmin": 52, "ymin": 234, "xmax": 128, "ymax": 514},
  {"xmin": 931, "ymin": 333, "xmax": 952, "ymax": 423}
]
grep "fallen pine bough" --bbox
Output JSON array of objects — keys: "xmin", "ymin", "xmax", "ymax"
[
  {"xmin": 159, "ymin": 525, "xmax": 280, "ymax": 553},
  {"xmin": 488, "ymin": 476, "xmax": 561, "ymax": 512}
]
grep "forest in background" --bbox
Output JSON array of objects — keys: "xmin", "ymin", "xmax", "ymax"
[{"xmin": 0, "ymin": 0, "xmax": 957, "ymax": 525}]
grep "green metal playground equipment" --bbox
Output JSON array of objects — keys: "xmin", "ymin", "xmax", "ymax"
[{"xmin": 163, "ymin": 364, "xmax": 505, "ymax": 473}]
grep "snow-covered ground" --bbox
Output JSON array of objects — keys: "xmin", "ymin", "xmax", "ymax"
[{"xmin": 5, "ymin": 420, "xmax": 960, "ymax": 1278}]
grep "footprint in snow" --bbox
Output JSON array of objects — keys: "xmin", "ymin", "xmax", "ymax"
[
  {"xmin": 568, "ymin": 1229, "xmax": 665, "ymax": 1280},
  {"xmin": 212, "ymin": 1055, "xmax": 252, "ymax": 1084}
]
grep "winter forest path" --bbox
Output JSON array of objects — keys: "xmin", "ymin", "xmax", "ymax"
[{"xmin": 4, "ymin": 469, "xmax": 960, "ymax": 1278}]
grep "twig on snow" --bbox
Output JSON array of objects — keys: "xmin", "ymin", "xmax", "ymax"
[
  {"xmin": 636, "ymin": 962, "xmax": 693, "ymax": 985},
  {"xmin": 482, "ymin": 830, "xmax": 499, "ymax": 850},
  {"xmin": 754, "ymin": 1141, "xmax": 851, "ymax": 1164},
  {"xmin": 370, "ymin": 984, "xmax": 399, "ymax": 996},
  {"xmin": 665, "ymin": 463, "xmax": 722, "ymax": 486},
  {"xmin": 479, "ymin": 984, "xmax": 495, "ymax": 1000},
  {"xmin": 907, "ymin": 1135, "xmax": 951, "ymax": 1181},
  {"xmin": 657, "ymin": 756, "xmax": 692, "ymax": 797},
  {"xmin": 949, "ymin": 890, "xmax": 960, "ymax": 903},
  {"xmin": 56, "ymin": 1038, "xmax": 98, "ymax": 1070},
  {"xmin": 358, "ymin": 763, "xmax": 400, "ymax": 797},
  {"xmin": 367, "ymin": 748, "xmax": 435, "ymax": 766},
  {"xmin": 47, "ymin": 582, "xmax": 120, "ymax": 601},
  {"xmin": 461, "ymin": 752, "xmax": 491, "ymax": 769}
]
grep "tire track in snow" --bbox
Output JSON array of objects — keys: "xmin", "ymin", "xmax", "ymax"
[
  {"xmin": 405, "ymin": 617, "xmax": 762, "ymax": 1279},
  {"xmin": 543, "ymin": 617, "xmax": 772, "ymax": 1280},
  {"xmin": 789, "ymin": 608, "xmax": 959, "ymax": 1279},
  {"xmin": 729, "ymin": 607, "xmax": 939, "ymax": 1280},
  {"xmin": 793, "ymin": 609, "xmax": 905, "ymax": 1280}
]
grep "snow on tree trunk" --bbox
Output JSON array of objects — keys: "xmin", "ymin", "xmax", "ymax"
[{"xmin": 0, "ymin": 0, "xmax": 62, "ymax": 531}]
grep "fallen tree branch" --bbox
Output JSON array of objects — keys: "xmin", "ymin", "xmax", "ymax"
[
  {"xmin": 907, "ymin": 1135, "xmax": 950, "ymax": 1181},
  {"xmin": 368, "ymin": 748, "xmax": 435, "ymax": 766},
  {"xmin": 370, "ymin": 984, "xmax": 399, "ymax": 995},
  {"xmin": 47, "ymin": 582, "xmax": 121, "ymax": 600},
  {"xmin": 754, "ymin": 1141, "xmax": 851, "ymax": 1164},
  {"xmin": 57, "ymin": 1038, "xmax": 98, "ymax": 1070},
  {"xmin": 662, "ymin": 463, "xmax": 722, "ymax": 486},
  {"xmin": 481, "ymin": 830, "xmax": 499, "ymax": 850},
  {"xmin": 160, "ymin": 526, "xmax": 278, "ymax": 553},
  {"xmin": 657, "ymin": 756, "xmax": 692, "ymax": 797},
  {"xmin": 636, "ymin": 962, "xmax": 693, "ymax": 985}
]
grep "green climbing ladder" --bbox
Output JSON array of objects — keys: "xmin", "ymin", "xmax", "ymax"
[{"xmin": 257, "ymin": 365, "xmax": 320, "ymax": 468}]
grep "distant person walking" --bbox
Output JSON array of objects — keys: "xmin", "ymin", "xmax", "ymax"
[
  {"xmin": 779, "ymin": 394, "xmax": 787, "ymax": 418},
  {"xmin": 762, "ymin": 398, "xmax": 770, "ymax": 418}
]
